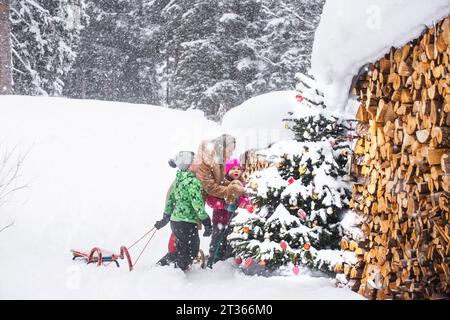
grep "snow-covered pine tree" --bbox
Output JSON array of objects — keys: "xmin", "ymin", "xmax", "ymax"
[
  {"xmin": 165, "ymin": 0, "xmax": 239, "ymax": 119},
  {"xmin": 10, "ymin": 0, "xmax": 88, "ymax": 95},
  {"xmin": 245, "ymin": 0, "xmax": 324, "ymax": 94},
  {"xmin": 65, "ymin": 0, "xmax": 326, "ymax": 121},
  {"xmin": 0, "ymin": 0, "xmax": 13, "ymax": 94},
  {"xmin": 64, "ymin": 0, "xmax": 163, "ymax": 105},
  {"xmin": 229, "ymin": 73, "xmax": 352, "ymax": 274},
  {"xmin": 161, "ymin": 0, "xmax": 325, "ymax": 121}
]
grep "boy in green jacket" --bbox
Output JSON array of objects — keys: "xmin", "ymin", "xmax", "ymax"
[{"xmin": 154, "ymin": 151, "xmax": 212, "ymax": 271}]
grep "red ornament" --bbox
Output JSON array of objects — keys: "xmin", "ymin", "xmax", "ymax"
[
  {"xmin": 280, "ymin": 240, "xmax": 287, "ymax": 251},
  {"xmin": 297, "ymin": 209, "xmax": 306, "ymax": 220},
  {"xmin": 287, "ymin": 177, "xmax": 295, "ymax": 184},
  {"xmin": 295, "ymin": 94, "xmax": 304, "ymax": 103},
  {"xmin": 235, "ymin": 256, "xmax": 242, "ymax": 265},
  {"xmin": 244, "ymin": 258, "xmax": 253, "ymax": 268},
  {"xmin": 293, "ymin": 265, "xmax": 300, "ymax": 275},
  {"xmin": 304, "ymin": 243, "xmax": 311, "ymax": 251},
  {"xmin": 246, "ymin": 205, "xmax": 254, "ymax": 214},
  {"xmin": 259, "ymin": 260, "xmax": 267, "ymax": 266}
]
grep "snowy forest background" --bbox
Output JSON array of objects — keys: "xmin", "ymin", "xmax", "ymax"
[{"xmin": 7, "ymin": 0, "xmax": 324, "ymax": 121}]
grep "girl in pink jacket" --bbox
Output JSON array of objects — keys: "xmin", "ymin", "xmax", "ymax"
[{"xmin": 206, "ymin": 158, "xmax": 250, "ymax": 267}]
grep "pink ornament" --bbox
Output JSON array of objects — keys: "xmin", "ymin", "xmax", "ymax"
[
  {"xmin": 288, "ymin": 177, "xmax": 295, "ymax": 184},
  {"xmin": 246, "ymin": 205, "xmax": 254, "ymax": 214},
  {"xmin": 280, "ymin": 240, "xmax": 287, "ymax": 251},
  {"xmin": 329, "ymin": 138, "xmax": 336, "ymax": 148},
  {"xmin": 295, "ymin": 94, "xmax": 304, "ymax": 103},
  {"xmin": 244, "ymin": 258, "xmax": 253, "ymax": 268},
  {"xmin": 297, "ymin": 209, "xmax": 306, "ymax": 220},
  {"xmin": 293, "ymin": 266, "xmax": 300, "ymax": 275},
  {"xmin": 235, "ymin": 256, "xmax": 242, "ymax": 265}
]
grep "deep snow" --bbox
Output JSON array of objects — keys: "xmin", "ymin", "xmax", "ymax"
[
  {"xmin": 221, "ymin": 90, "xmax": 300, "ymax": 156},
  {"xmin": 0, "ymin": 95, "xmax": 363, "ymax": 299}
]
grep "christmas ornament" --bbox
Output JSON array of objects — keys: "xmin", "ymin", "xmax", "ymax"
[
  {"xmin": 295, "ymin": 94, "xmax": 304, "ymax": 103},
  {"xmin": 250, "ymin": 182, "xmax": 258, "ymax": 190},
  {"xmin": 284, "ymin": 122, "xmax": 289, "ymax": 129},
  {"xmin": 293, "ymin": 265, "xmax": 300, "ymax": 275},
  {"xmin": 244, "ymin": 258, "xmax": 253, "ymax": 268},
  {"xmin": 242, "ymin": 226, "xmax": 250, "ymax": 233},
  {"xmin": 304, "ymin": 243, "xmax": 311, "ymax": 251},
  {"xmin": 280, "ymin": 240, "xmax": 287, "ymax": 251},
  {"xmin": 246, "ymin": 205, "xmax": 254, "ymax": 213},
  {"xmin": 259, "ymin": 260, "xmax": 267, "ymax": 266},
  {"xmin": 329, "ymin": 138, "xmax": 336, "ymax": 148},
  {"xmin": 312, "ymin": 192, "xmax": 319, "ymax": 200},
  {"xmin": 235, "ymin": 256, "xmax": 242, "ymax": 265},
  {"xmin": 287, "ymin": 177, "xmax": 295, "ymax": 184},
  {"xmin": 275, "ymin": 162, "xmax": 282, "ymax": 168},
  {"xmin": 291, "ymin": 198, "xmax": 298, "ymax": 207},
  {"xmin": 298, "ymin": 165, "xmax": 307, "ymax": 175},
  {"xmin": 297, "ymin": 209, "xmax": 307, "ymax": 220}
]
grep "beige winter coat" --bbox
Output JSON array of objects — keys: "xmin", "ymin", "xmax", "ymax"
[{"xmin": 195, "ymin": 139, "xmax": 244, "ymax": 204}]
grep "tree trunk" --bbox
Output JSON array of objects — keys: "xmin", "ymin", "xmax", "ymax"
[{"xmin": 0, "ymin": 0, "xmax": 12, "ymax": 94}]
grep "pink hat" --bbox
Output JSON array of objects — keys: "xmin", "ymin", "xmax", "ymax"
[{"xmin": 225, "ymin": 158, "xmax": 242, "ymax": 174}]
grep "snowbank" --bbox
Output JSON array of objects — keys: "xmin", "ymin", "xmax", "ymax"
[
  {"xmin": 221, "ymin": 91, "xmax": 301, "ymax": 156},
  {"xmin": 312, "ymin": 0, "xmax": 450, "ymax": 115},
  {"xmin": 0, "ymin": 96, "xmax": 362, "ymax": 299}
]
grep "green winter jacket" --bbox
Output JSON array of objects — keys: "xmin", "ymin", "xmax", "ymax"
[{"xmin": 165, "ymin": 170, "xmax": 208, "ymax": 224}]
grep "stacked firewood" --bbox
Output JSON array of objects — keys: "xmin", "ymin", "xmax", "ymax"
[
  {"xmin": 348, "ymin": 16, "xmax": 450, "ymax": 299},
  {"xmin": 241, "ymin": 149, "xmax": 271, "ymax": 180}
]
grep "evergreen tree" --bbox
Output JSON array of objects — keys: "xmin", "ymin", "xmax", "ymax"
[
  {"xmin": 166, "ymin": 0, "xmax": 325, "ymax": 120},
  {"xmin": 229, "ymin": 74, "xmax": 352, "ymax": 274},
  {"xmin": 254, "ymin": 0, "xmax": 324, "ymax": 92},
  {"xmin": 0, "ymin": 0, "xmax": 13, "ymax": 94},
  {"xmin": 164, "ymin": 0, "xmax": 239, "ymax": 119},
  {"xmin": 62, "ymin": 0, "xmax": 325, "ymax": 121},
  {"xmin": 10, "ymin": 0, "xmax": 88, "ymax": 95},
  {"xmin": 64, "ymin": 0, "xmax": 163, "ymax": 105}
]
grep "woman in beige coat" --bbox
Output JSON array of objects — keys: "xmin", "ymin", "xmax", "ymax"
[{"xmin": 195, "ymin": 134, "xmax": 245, "ymax": 204}]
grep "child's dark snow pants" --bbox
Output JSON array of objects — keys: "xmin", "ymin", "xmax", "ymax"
[
  {"xmin": 170, "ymin": 221, "xmax": 200, "ymax": 271},
  {"xmin": 208, "ymin": 223, "xmax": 233, "ymax": 266}
]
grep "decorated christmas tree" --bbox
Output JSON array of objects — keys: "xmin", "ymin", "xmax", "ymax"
[{"xmin": 229, "ymin": 73, "xmax": 354, "ymax": 274}]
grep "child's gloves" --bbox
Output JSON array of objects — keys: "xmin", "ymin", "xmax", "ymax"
[
  {"xmin": 154, "ymin": 213, "xmax": 171, "ymax": 230},
  {"xmin": 202, "ymin": 217, "xmax": 212, "ymax": 237}
]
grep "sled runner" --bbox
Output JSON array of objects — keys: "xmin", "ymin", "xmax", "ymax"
[
  {"xmin": 71, "ymin": 227, "xmax": 157, "ymax": 272},
  {"xmin": 71, "ymin": 246, "xmax": 133, "ymax": 271},
  {"xmin": 71, "ymin": 227, "xmax": 207, "ymax": 271}
]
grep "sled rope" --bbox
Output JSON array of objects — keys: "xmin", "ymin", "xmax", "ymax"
[
  {"xmin": 129, "ymin": 227, "xmax": 157, "ymax": 270},
  {"xmin": 128, "ymin": 227, "xmax": 156, "ymax": 250}
]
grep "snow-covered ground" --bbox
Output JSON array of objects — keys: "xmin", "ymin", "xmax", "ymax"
[
  {"xmin": 312, "ymin": 0, "xmax": 450, "ymax": 114},
  {"xmin": 0, "ymin": 95, "xmax": 363, "ymax": 299}
]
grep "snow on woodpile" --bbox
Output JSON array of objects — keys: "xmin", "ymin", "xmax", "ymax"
[{"xmin": 311, "ymin": 0, "xmax": 450, "ymax": 115}]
